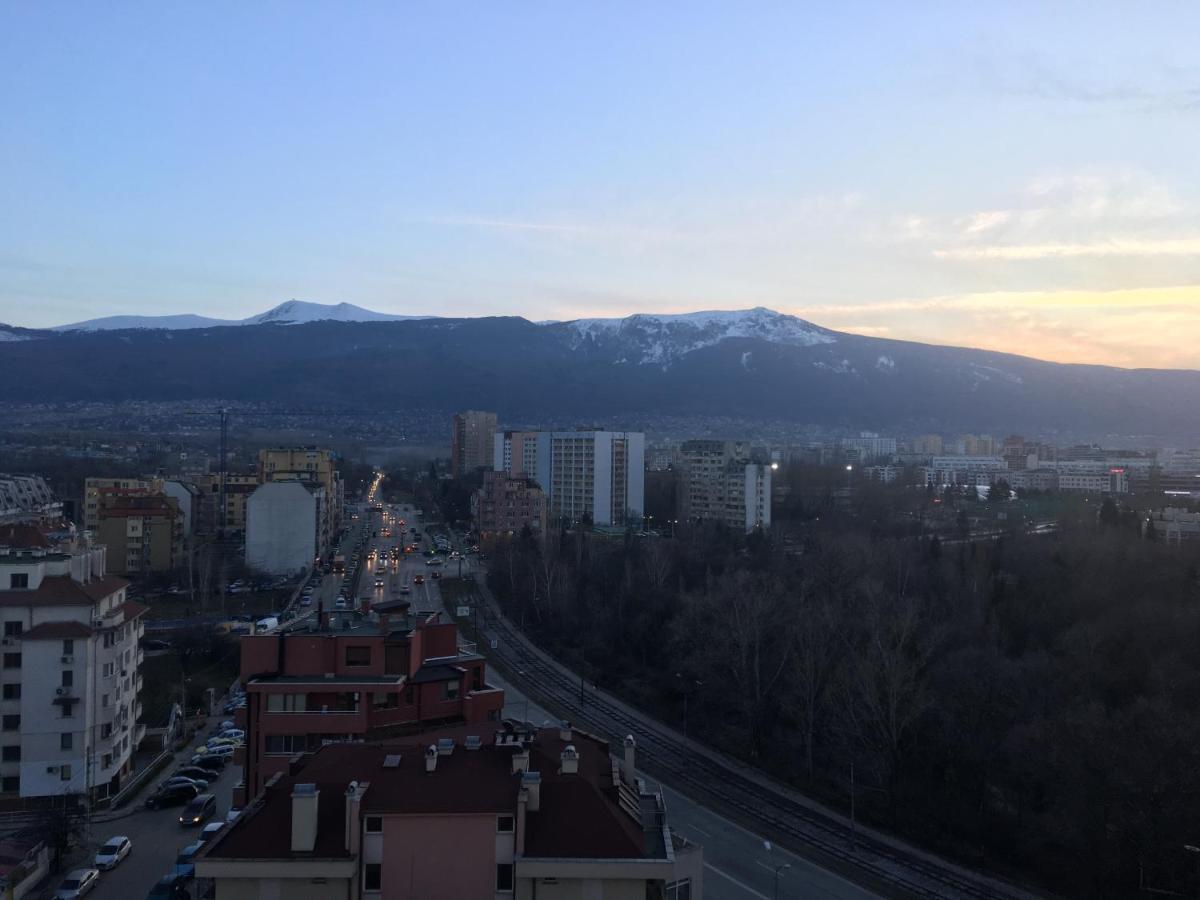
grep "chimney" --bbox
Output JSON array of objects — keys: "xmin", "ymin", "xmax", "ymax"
[
  {"xmin": 558, "ymin": 720, "xmax": 572, "ymax": 742},
  {"xmin": 511, "ymin": 747, "xmax": 530, "ymax": 774},
  {"xmin": 290, "ymin": 784, "xmax": 319, "ymax": 853},
  {"xmin": 622, "ymin": 735, "xmax": 636, "ymax": 785},
  {"xmin": 521, "ymin": 770, "xmax": 541, "ymax": 812},
  {"xmin": 425, "ymin": 744, "xmax": 438, "ymax": 773},
  {"xmin": 560, "ymin": 744, "xmax": 579, "ymax": 775},
  {"xmin": 344, "ymin": 780, "xmax": 367, "ymax": 853}
]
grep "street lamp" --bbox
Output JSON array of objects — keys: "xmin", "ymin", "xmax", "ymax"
[
  {"xmin": 763, "ymin": 841, "xmax": 791, "ymax": 900},
  {"xmin": 675, "ymin": 674, "xmax": 703, "ymax": 743}
]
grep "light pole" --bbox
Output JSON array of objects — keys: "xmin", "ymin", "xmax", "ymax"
[
  {"xmin": 675, "ymin": 673, "xmax": 702, "ymax": 743},
  {"xmin": 763, "ymin": 841, "xmax": 791, "ymax": 900},
  {"xmin": 1184, "ymin": 844, "xmax": 1200, "ymax": 899}
]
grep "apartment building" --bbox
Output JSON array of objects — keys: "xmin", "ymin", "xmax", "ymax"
[
  {"xmin": 0, "ymin": 526, "xmax": 146, "ymax": 802},
  {"xmin": 95, "ymin": 493, "xmax": 182, "ymax": 575},
  {"xmin": 0, "ymin": 476, "xmax": 60, "ymax": 525},
  {"xmin": 494, "ymin": 431, "xmax": 645, "ymax": 527},
  {"xmin": 259, "ymin": 448, "xmax": 344, "ymax": 533},
  {"xmin": 921, "ymin": 456, "xmax": 1009, "ymax": 487},
  {"xmin": 910, "ymin": 435, "xmax": 944, "ymax": 457},
  {"xmin": 451, "ymin": 410, "xmax": 498, "ymax": 477},
  {"xmin": 82, "ymin": 477, "xmax": 162, "ymax": 533},
  {"xmin": 245, "ymin": 481, "xmax": 329, "ymax": 575},
  {"xmin": 471, "ymin": 471, "xmax": 547, "ymax": 536},
  {"xmin": 1149, "ymin": 507, "xmax": 1200, "ymax": 543},
  {"xmin": 839, "ymin": 432, "xmax": 897, "ymax": 462},
  {"xmin": 235, "ymin": 610, "xmax": 504, "ymax": 801},
  {"xmin": 678, "ymin": 440, "xmax": 771, "ymax": 532},
  {"xmin": 197, "ymin": 724, "xmax": 702, "ymax": 900},
  {"xmin": 189, "ymin": 472, "xmax": 260, "ymax": 535}
]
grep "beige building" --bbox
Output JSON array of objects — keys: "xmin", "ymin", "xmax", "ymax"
[
  {"xmin": 95, "ymin": 492, "xmax": 182, "ymax": 575},
  {"xmin": 678, "ymin": 440, "xmax": 772, "ymax": 532},
  {"xmin": 452, "ymin": 411, "xmax": 498, "ymax": 477},
  {"xmin": 258, "ymin": 448, "xmax": 344, "ymax": 534},
  {"xmin": 83, "ymin": 477, "xmax": 162, "ymax": 533}
]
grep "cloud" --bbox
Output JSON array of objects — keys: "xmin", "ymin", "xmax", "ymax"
[{"xmin": 934, "ymin": 236, "xmax": 1200, "ymax": 260}]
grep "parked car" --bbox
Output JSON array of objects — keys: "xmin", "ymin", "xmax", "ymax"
[
  {"xmin": 145, "ymin": 782, "xmax": 200, "ymax": 810},
  {"xmin": 173, "ymin": 841, "xmax": 203, "ymax": 880},
  {"xmin": 54, "ymin": 868, "xmax": 99, "ymax": 899},
  {"xmin": 426, "ymin": 558, "xmax": 443, "ymax": 567},
  {"xmin": 174, "ymin": 766, "xmax": 216, "ymax": 783},
  {"xmin": 189, "ymin": 754, "xmax": 226, "ymax": 772},
  {"xmin": 179, "ymin": 793, "xmax": 217, "ymax": 826},
  {"xmin": 431, "ymin": 571, "xmax": 441, "ymax": 580},
  {"xmin": 160, "ymin": 775, "xmax": 209, "ymax": 792},
  {"xmin": 93, "ymin": 835, "xmax": 131, "ymax": 870},
  {"xmin": 194, "ymin": 743, "xmax": 236, "ymax": 759},
  {"xmin": 334, "ymin": 597, "xmax": 348, "ymax": 610},
  {"xmin": 198, "ymin": 821, "xmax": 226, "ymax": 845},
  {"xmin": 145, "ymin": 873, "xmax": 188, "ymax": 899},
  {"xmin": 216, "ymin": 727, "xmax": 245, "ymax": 740}
]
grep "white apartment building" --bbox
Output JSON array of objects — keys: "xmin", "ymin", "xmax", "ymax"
[
  {"xmin": 245, "ymin": 481, "xmax": 328, "ymax": 575},
  {"xmin": 494, "ymin": 431, "xmax": 645, "ymax": 527},
  {"xmin": 922, "ymin": 456, "xmax": 1009, "ymax": 487},
  {"xmin": 839, "ymin": 433, "xmax": 897, "ymax": 461},
  {"xmin": 0, "ymin": 476, "xmax": 60, "ymax": 525},
  {"xmin": 0, "ymin": 525, "xmax": 145, "ymax": 802}
]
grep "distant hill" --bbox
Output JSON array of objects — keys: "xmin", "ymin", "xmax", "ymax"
[
  {"xmin": 4, "ymin": 307, "xmax": 1199, "ymax": 438},
  {"xmin": 53, "ymin": 300, "xmax": 427, "ymax": 331}
]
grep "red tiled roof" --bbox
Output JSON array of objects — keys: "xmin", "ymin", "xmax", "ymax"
[
  {"xmin": 0, "ymin": 574, "xmax": 126, "ymax": 609},
  {"xmin": 0, "ymin": 525, "xmax": 50, "ymax": 549},
  {"xmin": 22, "ymin": 621, "xmax": 93, "ymax": 640},
  {"xmin": 117, "ymin": 599, "xmax": 148, "ymax": 621}
]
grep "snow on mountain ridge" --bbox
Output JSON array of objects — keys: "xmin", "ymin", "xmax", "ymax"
[
  {"xmin": 54, "ymin": 301, "xmax": 425, "ymax": 331},
  {"xmin": 563, "ymin": 306, "xmax": 836, "ymax": 365}
]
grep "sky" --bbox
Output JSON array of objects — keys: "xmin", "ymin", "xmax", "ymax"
[{"xmin": 1, "ymin": 2, "xmax": 1199, "ymax": 369}]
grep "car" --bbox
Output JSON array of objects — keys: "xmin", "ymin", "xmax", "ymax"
[
  {"xmin": 426, "ymin": 558, "xmax": 443, "ymax": 567},
  {"xmin": 216, "ymin": 727, "xmax": 245, "ymax": 739},
  {"xmin": 145, "ymin": 872, "xmax": 188, "ymax": 899},
  {"xmin": 94, "ymin": 835, "xmax": 131, "ymax": 870},
  {"xmin": 374, "ymin": 578, "xmax": 384, "ymax": 588},
  {"xmin": 193, "ymin": 743, "xmax": 236, "ymax": 760},
  {"xmin": 449, "ymin": 551, "xmax": 461, "ymax": 559},
  {"xmin": 300, "ymin": 596, "xmax": 313, "ymax": 606},
  {"xmin": 334, "ymin": 597, "xmax": 348, "ymax": 610},
  {"xmin": 413, "ymin": 574, "xmax": 424, "ymax": 585},
  {"xmin": 431, "ymin": 571, "xmax": 441, "ymax": 580},
  {"xmin": 174, "ymin": 766, "xmax": 216, "ymax": 783},
  {"xmin": 161, "ymin": 775, "xmax": 209, "ymax": 791},
  {"xmin": 174, "ymin": 841, "xmax": 203, "ymax": 879},
  {"xmin": 198, "ymin": 821, "xmax": 226, "ymax": 845},
  {"xmin": 145, "ymin": 782, "xmax": 200, "ymax": 810},
  {"xmin": 190, "ymin": 754, "xmax": 226, "ymax": 772},
  {"xmin": 180, "ymin": 793, "xmax": 217, "ymax": 826},
  {"xmin": 205, "ymin": 736, "xmax": 241, "ymax": 748},
  {"xmin": 54, "ymin": 868, "xmax": 100, "ymax": 898}
]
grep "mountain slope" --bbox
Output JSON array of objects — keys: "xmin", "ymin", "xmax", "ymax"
[
  {"xmin": 6, "ymin": 310, "xmax": 1199, "ymax": 438},
  {"xmin": 54, "ymin": 300, "xmax": 424, "ymax": 331}
]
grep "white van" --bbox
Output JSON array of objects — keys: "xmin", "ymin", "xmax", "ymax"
[{"xmin": 255, "ymin": 616, "xmax": 280, "ymax": 632}]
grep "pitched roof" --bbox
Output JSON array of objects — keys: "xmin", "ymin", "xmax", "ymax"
[
  {"xmin": 0, "ymin": 574, "xmax": 125, "ymax": 609},
  {"xmin": 116, "ymin": 599, "xmax": 148, "ymax": 621},
  {"xmin": 0, "ymin": 525, "xmax": 50, "ymax": 549},
  {"xmin": 22, "ymin": 621, "xmax": 93, "ymax": 640}
]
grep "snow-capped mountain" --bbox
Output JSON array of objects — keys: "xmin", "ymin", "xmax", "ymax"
[
  {"xmin": 54, "ymin": 301, "xmax": 425, "ymax": 332},
  {"xmin": 555, "ymin": 307, "xmax": 836, "ymax": 365}
]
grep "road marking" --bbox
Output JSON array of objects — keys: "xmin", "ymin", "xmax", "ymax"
[
  {"xmin": 688, "ymin": 822, "xmax": 713, "ymax": 837},
  {"xmin": 756, "ymin": 859, "xmax": 786, "ymax": 876},
  {"xmin": 705, "ymin": 863, "xmax": 772, "ymax": 900}
]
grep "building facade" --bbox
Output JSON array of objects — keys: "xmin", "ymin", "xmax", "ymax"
[
  {"xmin": 198, "ymin": 725, "xmax": 702, "ymax": 900},
  {"xmin": 0, "ymin": 526, "xmax": 146, "ymax": 802},
  {"xmin": 94, "ymin": 493, "xmax": 182, "ymax": 575},
  {"xmin": 258, "ymin": 448, "xmax": 344, "ymax": 534},
  {"xmin": 234, "ymin": 610, "xmax": 505, "ymax": 801},
  {"xmin": 83, "ymin": 477, "xmax": 162, "ymax": 533},
  {"xmin": 677, "ymin": 440, "xmax": 771, "ymax": 532},
  {"xmin": 245, "ymin": 482, "xmax": 328, "ymax": 575},
  {"xmin": 0, "ymin": 476, "xmax": 60, "ymax": 525},
  {"xmin": 471, "ymin": 472, "xmax": 548, "ymax": 536},
  {"xmin": 494, "ymin": 431, "xmax": 645, "ymax": 527},
  {"xmin": 451, "ymin": 411, "xmax": 498, "ymax": 477}
]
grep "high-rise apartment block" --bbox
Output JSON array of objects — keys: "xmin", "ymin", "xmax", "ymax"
[
  {"xmin": 451, "ymin": 411, "xmax": 499, "ymax": 477},
  {"xmin": 83, "ymin": 477, "xmax": 162, "ymax": 533},
  {"xmin": 0, "ymin": 525, "xmax": 146, "ymax": 802},
  {"xmin": 471, "ymin": 471, "xmax": 548, "ymax": 536},
  {"xmin": 198, "ymin": 724, "xmax": 703, "ymax": 899},
  {"xmin": 95, "ymin": 493, "xmax": 183, "ymax": 575},
  {"xmin": 678, "ymin": 440, "xmax": 772, "ymax": 532},
  {"xmin": 494, "ymin": 431, "xmax": 645, "ymax": 527},
  {"xmin": 839, "ymin": 432, "xmax": 897, "ymax": 462}
]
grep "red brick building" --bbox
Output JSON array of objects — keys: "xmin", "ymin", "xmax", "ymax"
[
  {"xmin": 471, "ymin": 470, "xmax": 548, "ymax": 536},
  {"xmin": 236, "ymin": 609, "xmax": 505, "ymax": 801}
]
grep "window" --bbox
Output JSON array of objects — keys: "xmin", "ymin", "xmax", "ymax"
[
  {"xmin": 496, "ymin": 863, "xmax": 514, "ymax": 892},
  {"xmin": 264, "ymin": 735, "xmax": 306, "ymax": 755},
  {"xmin": 666, "ymin": 879, "xmax": 692, "ymax": 900},
  {"xmin": 62, "ymin": 639, "xmax": 73, "ymax": 655},
  {"xmin": 101, "ymin": 694, "xmax": 109, "ymax": 708},
  {"xmin": 60, "ymin": 733, "xmax": 72, "ymax": 751},
  {"xmin": 1, "ymin": 684, "xmax": 18, "ymax": 701},
  {"xmin": 1, "ymin": 776, "xmax": 18, "ymax": 792},
  {"xmin": 100, "ymin": 723, "xmax": 111, "ymax": 739},
  {"xmin": 364, "ymin": 863, "xmax": 381, "ymax": 891},
  {"xmin": 1, "ymin": 745, "xmax": 19, "ymax": 762},
  {"xmin": 497, "ymin": 815, "xmax": 514, "ymax": 833},
  {"xmin": 266, "ymin": 694, "xmax": 307, "ymax": 713},
  {"xmin": 1, "ymin": 716, "xmax": 17, "ymax": 731},
  {"xmin": 61, "ymin": 670, "xmax": 73, "ymax": 688},
  {"xmin": 102, "ymin": 753, "xmax": 112, "ymax": 769},
  {"xmin": 102, "ymin": 662, "xmax": 114, "ymax": 677},
  {"xmin": 59, "ymin": 700, "xmax": 75, "ymax": 719},
  {"xmin": 3, "ymin": 622, "xmax": 21, "ymax": 637},
  {"xmin": 60, "ymin": 764, "xmax": 71, "ymax": 781},
  {"xmin": 344, "ymin": 646, "xmax": 371, "ymax": 667},
  {"xmin": 2, "ymin": 654, "xmax": 19, "ymax": 670},
  {"xmin": 364, "ymin": 815, "xmax": 382, "ymax": 833},
  {"xmin": 443, "ymin": 680, "xmax": 459, "ymax": 701},
  {"xmin": 7, "ymin": 575, "xmax": 27, "ymax": 590}
]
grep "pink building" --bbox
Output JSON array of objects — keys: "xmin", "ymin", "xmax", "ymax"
[
  {"xmin": 198, "ymin": 724, "xmax": 703, "ymax": 899},
  {"xmin": 236, "ymin": 609, "xmax": 504, "ymax": 803}
]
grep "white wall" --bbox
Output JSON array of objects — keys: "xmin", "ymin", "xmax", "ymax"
[{"xmin": 246, "ymin": 483, "xmax": 318, "ymax": 575}]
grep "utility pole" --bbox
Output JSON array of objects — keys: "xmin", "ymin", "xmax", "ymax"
[
  {"xmin": 217, "ymin": 407, "xmax": 230, "ymax": 536},
  {"xmin": 850, "ymin": 761, "xmax": 857, "ymax": 852}
]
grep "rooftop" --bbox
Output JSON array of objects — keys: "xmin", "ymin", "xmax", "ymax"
[{"xmin": 0, "ymin": 574, "xmax": 127, "ymax": 609}]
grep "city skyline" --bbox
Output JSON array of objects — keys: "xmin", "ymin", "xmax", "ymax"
[{"xmin": 2, "ymin": 4, "xmax": 1199, "ymax": 369}]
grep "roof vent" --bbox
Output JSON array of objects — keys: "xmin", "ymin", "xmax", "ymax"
[
  {"xmin": 382, "ymin": 754, "xmax": 402, "ymax": 769},
  {"xmin": 436, "ymin": 738, "xmax": 455, "ymax": 756},
  {"xmin": 558, "ymin": 720, "xmax": 572, "ymax": 742},
  {"xmin": 511, "ymin": 747, "xmax": 530, "ymax": 775},
  {"xmin": 521, "ymin": 770, "xmax": 541, "ymax": 812},
  {"xmin": 425, "ymin": 744, "xmax": 438, "ymax": 773},
  {"xmin": 560, "ymin": 744, "xmax": 579, "ymax": 775},
  {"xmin": 464, "ymin": 735, "xmax": 482, "ymax": 751}
]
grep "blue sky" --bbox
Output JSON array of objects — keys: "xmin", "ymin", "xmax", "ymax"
[{"xmin": 2, "ymin": 3, "xmax": 1199, "ymax": 367}]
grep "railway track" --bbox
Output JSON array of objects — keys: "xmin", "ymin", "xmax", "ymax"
[{"xmin": 477, "ymin": 595, "xmax": 1034, "ymax": 900}]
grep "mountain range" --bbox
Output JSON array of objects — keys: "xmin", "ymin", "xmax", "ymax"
[
  {"xmin": 2, "ymin": 303, "xmax": 1198, "ymax": 438},
  {"xmin": 52, "ymin": 300, "xmax": 424, "ymax": 331}
]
